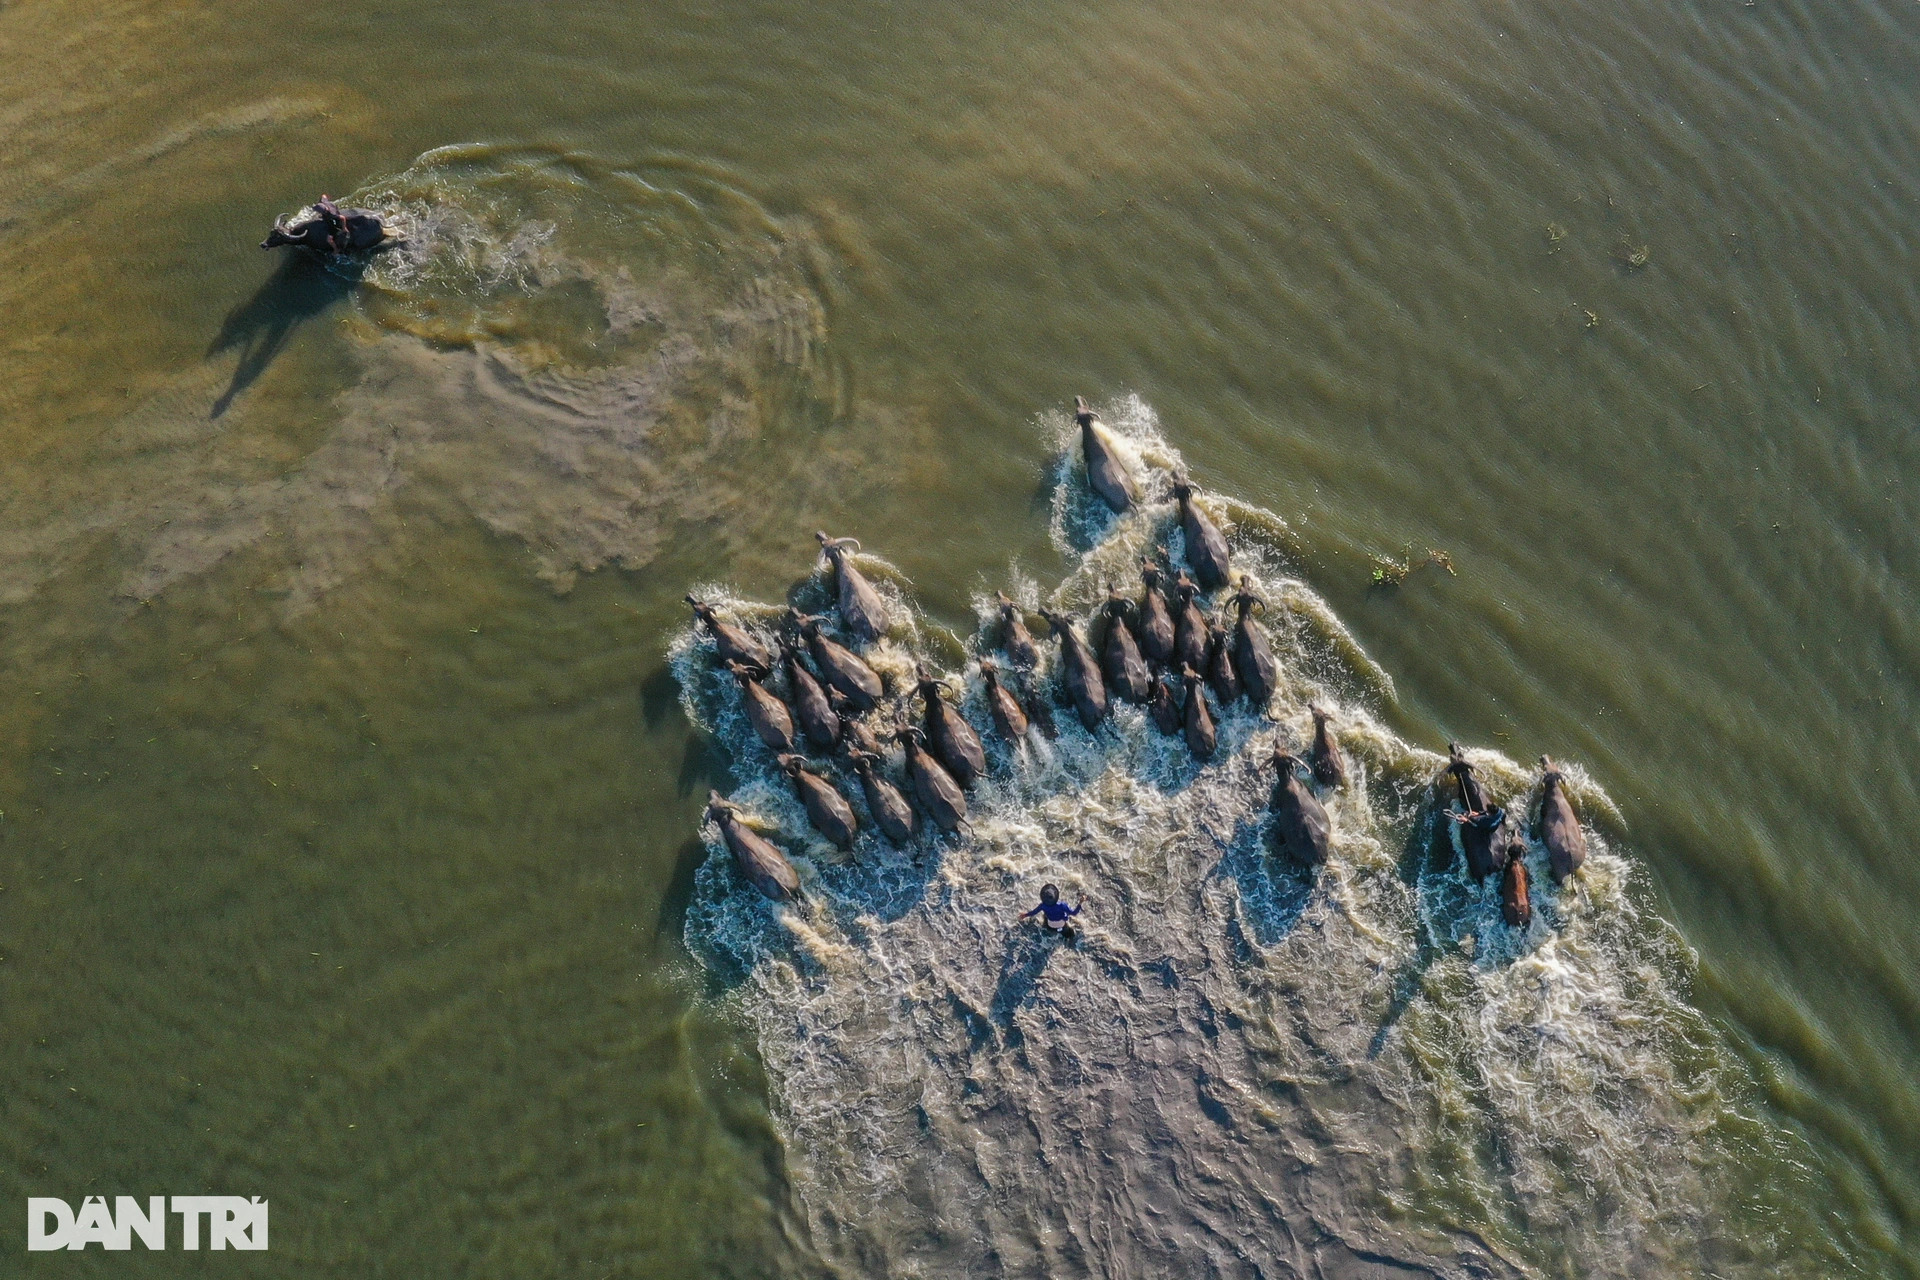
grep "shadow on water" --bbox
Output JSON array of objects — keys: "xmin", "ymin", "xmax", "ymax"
[
  {"xmin": 641, "ymin": 661, "xmax": 685, "ymax": 729},
  {"xmin": 655, "ymin": 833, "xmax": 712, "ymax": 949},
  {"xmin": 989, "ymin": 929, "xmax": 1061, "ymax": 1032},
  {"xmin": 1371, "ymin": 808, "xmax": 1457, "ymax": 1060},
  {"xmin": 206, "ymin": 252, "xmax": 356, "ymax": 418},
  {"xmin": 677, "ymin": 730, "xmax": 727, "ymax": 798},
  {"xmin": 1214, "ymin": 802, "xmax": 1314, "ymax": 951}
]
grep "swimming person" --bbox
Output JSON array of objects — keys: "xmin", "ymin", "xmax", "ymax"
[{"xmin": 1021, "ymin": 883, "xmax": 1083, "ymax": 941}]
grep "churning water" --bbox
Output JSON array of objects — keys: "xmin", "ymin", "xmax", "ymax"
[{"xmin": 674, "ymin": 401, "xmax": 1856, "ymax": 1277}]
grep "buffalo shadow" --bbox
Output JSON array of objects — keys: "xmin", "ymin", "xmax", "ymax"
[{"xmin": 206, "ymin": 252, "xmax": 356, "ymax": 418}]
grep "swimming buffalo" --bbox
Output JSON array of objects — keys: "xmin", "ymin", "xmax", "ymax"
[
  {"xmin": 848, "ymin": 750, "xmax": 916, "ymax": 846},
  {"xmin": 840, "ymin": 713, "xmax": 883, "ymax": 760},
  {"xmin": 261, "ymin": 195, "xmax": 391, "ymax": 255},
  {"xmin": 1445, "ymin": 743, "xmax": 1491, "ymax": 813},
  {"xmin": 979, "ymin": 659, "xmax": 1031, "ymax": 742},
  {"xmin": 1441, "ymin": 750, "xmax": 1510, "ymax": 880},
  {"xmin": 1137, "ymin": 559, "xmax": 1176, "ymax": 668},
  {"xmin": 1537, "ymin": 756, "xmax": 1588, "ymax": 883},
  {"xmin": 792, "ymin": 611, "xmax": 883, "ymax": 712},
  {"xmin": 1147, "ymin": 671, "xmax": 1181, "ymax": 736},
  {"xmin": 687, "ymin": 595, "xmax": 771, "ymax": 675},
  {"xmin": 724, "ymin": 660, "xmax": 795, "ymax": 754},
  {"xmin": 1172, "ymin": 572, "xmax": 1209, "ymax": 675},
  {"xmin": 1038, "ymin": 609, "xmax": 1109, "ymax": 731},
  {"xmin": 780, "ymin": 639, "xmax": 840, "ymax": 750},
  {"xmin": 1450, "ymin": 805, "xmax": 1510, "ymax": 882},
  {"xmin": 1227, "ymin": 585, "xmax": 1276, "ymax": 710},
  {"xmin": 917, "ymin": 667, "xmax": 986, "ymax": 788},
  {"xmin": 1100, "ymin": 584, "xmax": 1151, "ymax": 703},
  {"xmin": 898, "ymin": 726, "xmax": 968, "ymax": 833},
  {"xmin": 1269, "ymin": 751, "xmax": 1332, "ymax": 867},
  {"xmin": 1172, "ymin": 471, "xmax": 1231, "ymax": 591},
  {"xmin": 816, "ymin": 532, "xmax": 890, "ymax": 641},
  {"xmin": 706, "ymin": 792, "xmax": 801, "ymax": 902},
  {"xmin": 1308, "ymin": 705, "xmax": 1348, "ymax": 790},
  {"xmin": 776, "ymin": 754, "xmax": 859, "ymax": 851},
  {"xmin": 1204, "ymin": 618, "xmax": 1240, "ymax": 706},
  {"xmin": 1019, "ymin": 671, "xmax": 1058, "ymax": 740},
  {"xmin": 996, "ymin": 592, "xmax": 1041, "ymax": 669},
  {"xmin": 1074, "ymin": 396, "xmax": 1139, "ymax": 514},
  {"xmin": 1500, "ymin": 848, "xmax": 1533, "ymax": 929},
  {"xmin": 1180, "ymin": 666, "xmax": 1216, "ymax": 760}
]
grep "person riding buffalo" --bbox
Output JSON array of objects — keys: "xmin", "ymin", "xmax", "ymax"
[{"xmin": 314, "ymin": 194, "xmax": 349, "ymax": 254}]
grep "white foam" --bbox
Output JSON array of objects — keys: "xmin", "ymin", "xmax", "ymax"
[{"xmin": 677, "ymin": 402, "xmax": 1818, "ymax": 1278}]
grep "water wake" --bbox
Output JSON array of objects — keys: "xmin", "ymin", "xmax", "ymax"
[
  {"xmin": 677, "ymin": 399, "xmax": 1838, "ymax": 1277},
  {"xmin": 0, "ymin": 145, "xmax": 843, "ymax": 616}
]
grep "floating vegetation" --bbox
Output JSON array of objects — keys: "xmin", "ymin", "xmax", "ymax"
[
  {"xmin": 1546, "ymin": 222, "xmax": 1568, "ymax": 250},
  {"xmin": 1613, "ymin": 238, "xmax": 1651, "ymax": 269},
  {"xmin": 1369, "ymin": 546, "xmax": 1456, "ymax": 589}
]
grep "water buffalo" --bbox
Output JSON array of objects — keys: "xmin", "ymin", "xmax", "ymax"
[
  {"xmin": 1147, "ymin": 671, "xmax": 1181, "ymax": 736},
  {"xmin": 1137, "ymin": 559, "xmax": 1177, "ymax": 668},
  {"xmin": 816, "ymin": 532, "xmax": 889, "ymax": 641},
  {"xmin": 687, "ymin": 595, "xmax": 771, "ymax": 674},
  {"xmin": 1270, "ymin": 751, "xmax": 1332, "ymax": 867},
  {"xmin": 1204, "ymin": 618, "xmax": 1240, "ymax": 706},
  {"xmin": 706, "ymin": 792, "xmax": 801, "ymax": 901},
  {"xmin": 917, "ymin": 667, "xmax": 986, "ymax": 788},
  {"xmin": 898, "ymin": 727, "xmax": 968, "ymax": 832},
  {"xmin": 1308, "ymin": 705, "xmax": 1348, "ymax": 790},
  {"xmin": 1100, "ymin": 584, "xmax": 1150, "ymax": 704},
  {"xmin": 1442, "ymin": 745, "xmax": 1507, "ymax": 876},
  {"xmin": 776, "ymin": 754, "xmax": 859, "ymax": 851},
  {"xmin": 793, "ymin": 611, "xmax": 883, "ymax": 712},
  {"xmin": 848, "ymin": 750, "xmax": 916, "ymax": 846},
  {"xmin": 260, "ymin": 195, "xmax": 391, "ymax": 255},
  {"xmin": 1228, "ymin": 586, "xmax": 1276, "ymax": 710},
  {"xmin": 1037, "ymin": 609, "xmax": 1109, "ymax": 731},
  {"xmin": 1180, "ymin": 666, "xmax": 1216, "ymax": 760},
  {"xmin": 1445, "ymin": 743, "xmax": 1491, "ymax": 814},
  {"xmin": 979, "ymin": 659, "xmax": 1030, "ymax": 742},
  {"xmin": 996, "ymin": 592, "xmax": 1041, "ymax": 669},
  {"xmin": 724, "ymin": 660, "xmax": 795, "ymax": 754},
  {"xmin": 1500, "ymin": 837, "xmax": 1532, "ymax": 929},
  {"xmin": 1172, "ymin": 471, "xmax": 1231, "ymax": 591},
  {"xmin": 1020, "ymin": 672, "xmax": 1058, "ymax": 740},
  {"xmin": 1172, "ymin": 572, "xmax": 1209, "ymax": 675},
  {"xmin": 1450, "ymin": 805, "xmax": 1510, "ymax": 881},
  {"xmin": 1537, "ymin": 756, "xmax": 1589, "ymax": 883},
  {"xmin": 840, "ymin": 713, "xmax": 883, "ymax": 759},
  {"xmin": 1074, "ymin": 395, "xmax": 1139, "ymax": 514},
  {"xmin": 780, "ymin": 639, "xmax": 840, "ymax": 750}
]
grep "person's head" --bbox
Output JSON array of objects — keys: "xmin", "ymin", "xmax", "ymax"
[{"xmin": 1039, "ymin": 883, "xmax": 1060, "ymax": 905}]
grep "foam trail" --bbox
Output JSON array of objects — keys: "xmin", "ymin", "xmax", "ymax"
[{"xmin": 677, "ymin": 397, "xmax": 1841, "ymax": 1278}]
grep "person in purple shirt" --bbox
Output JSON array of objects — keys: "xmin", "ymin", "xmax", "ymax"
[{"xmin": 1021, "ymin": 883, "xmax": 1083, "ymax": 941}]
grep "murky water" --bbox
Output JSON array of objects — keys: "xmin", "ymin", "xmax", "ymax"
[{"xmin": 3, "ymin": 0, "xmax": 1917, "ymax": 1273}]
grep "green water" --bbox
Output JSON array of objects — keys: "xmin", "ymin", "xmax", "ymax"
[{"xmin": 3, "ymin": 0, "xmax": 1917, "ymax": 1272}]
